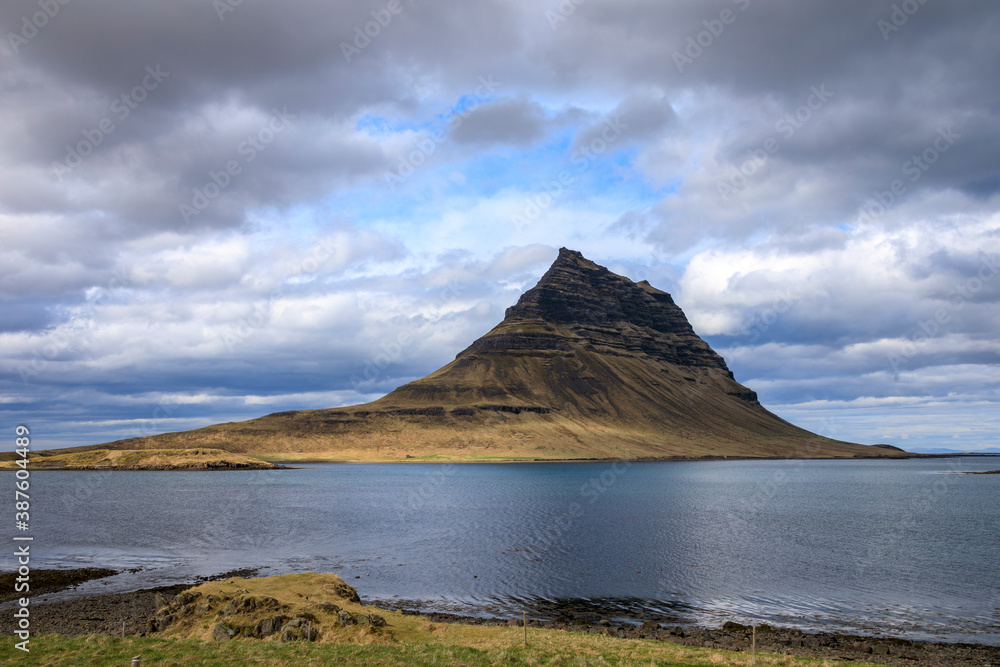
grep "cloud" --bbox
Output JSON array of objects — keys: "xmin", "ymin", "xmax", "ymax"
[
  {"xmin": 1, "ymin": 0, "xmax": 998, "ymax": 451},
  {"xmin": 451, "ymin": 96, "xmax": 548, "ymax": 146}
]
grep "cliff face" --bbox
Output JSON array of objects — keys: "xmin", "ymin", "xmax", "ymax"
[
  {"xmin": 464, "ymin": 248, "xmax": 730, "ymax": 370},
  {"xmin": 82, "ymin": 248, "xmax": 906, "ymax": 461}
]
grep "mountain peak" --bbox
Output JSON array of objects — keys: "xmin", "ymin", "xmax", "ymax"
[
  {"xmin": 553, "ymin": 246, "xmax": 588, "ymax": 265},
  {"xmin": 491, "ymin": 249, "xmax": 728, "ymax": 370}
]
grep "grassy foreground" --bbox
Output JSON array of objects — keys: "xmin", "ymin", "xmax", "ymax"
[
  {"xmin": 0, "ymin": 634, "xmax": 878, "ymax": 666},
  {"xmin": 1, "ymin": 573, "xmax": 878, "ymax": 666}
]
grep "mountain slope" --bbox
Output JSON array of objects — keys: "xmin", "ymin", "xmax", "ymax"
[{"xmin": 68, "ymin": 248, "xmax": 906, "ymax": 461}]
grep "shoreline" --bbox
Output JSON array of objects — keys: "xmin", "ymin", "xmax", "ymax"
[
  {"xmin": 9, "ymin": 451, "xmax": 998, "ymax": 470},
  {"xmin": 271, "ymin": 452, "xmax": 1000, "ymax": 464},
  {"xmin": 3, "ymin": 568, "xmax": 997, "ymax": 666}
]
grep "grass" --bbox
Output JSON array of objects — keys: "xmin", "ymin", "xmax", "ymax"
[
  {"xmin": 0, "ymin": 573, "xmax": 878, "ymax": 667},
  {"xmin": 1, "ymin": 631, "xmax": 874, "ymax": 667},
  {"xmin": 0, "ymin": 448, "xmax": 279, "ymax": 470}
]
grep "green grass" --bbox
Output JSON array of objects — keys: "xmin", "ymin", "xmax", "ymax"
[
  {"xmin": 463, "ymin": 456, "xmax": 542, "ymax": 461},
  {"xmin": 0, "ymin": 634, "xmax": 868, "ymax": 667}
]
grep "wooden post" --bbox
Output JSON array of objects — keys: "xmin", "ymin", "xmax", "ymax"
[
  {"xmin": 131, "ymin": 656, "xmax": 141, "ymax": 667},
  {"xmin": 752, "ymin": 625, "xmax": 756, "ymax": 665},
  {"xmin": 523, "ymin": 612, "xmax": 527, "ymax": 646}
]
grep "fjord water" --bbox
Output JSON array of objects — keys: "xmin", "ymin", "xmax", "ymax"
[{"xmin": 13, "ymin": 458, "xmax": 1000, "ymax": 644}]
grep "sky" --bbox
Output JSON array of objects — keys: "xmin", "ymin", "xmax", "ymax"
[{"xmin": 1, "ymin": 0, "xmax": 998, "ymax": 453}]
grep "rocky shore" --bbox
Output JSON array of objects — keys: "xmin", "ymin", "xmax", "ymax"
[
  {"xmin": 0, "ymin": 567, "xmax": 118, "ymax": 605},
  {"xmin": 0, "ymin": 568, "xmax": 258, "ymax": 636},
  {"xmin": 3, "ymin": 568, "xmax": 997, "ymax": 666}
]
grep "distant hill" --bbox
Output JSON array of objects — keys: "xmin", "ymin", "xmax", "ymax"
[{"xmin": 50, "ymin": 248, "xmax": 909, "ymax": 462}]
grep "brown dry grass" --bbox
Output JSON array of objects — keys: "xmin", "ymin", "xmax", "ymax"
[{"xmin": 0, "ymin": 447, "xmax": 279, "ymax": 470}]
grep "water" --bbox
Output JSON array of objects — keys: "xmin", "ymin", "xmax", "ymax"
[{"xmin": 6, "ymin": 457, "xmax": 1000, "ymax": 644}]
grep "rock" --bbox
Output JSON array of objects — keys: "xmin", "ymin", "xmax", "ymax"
[
  {"xmin": 317, "ymin": 601, "xmax": 341, "ymax": 613},
  {"xmin": 279, "ymin": 618, "xmax": 319, "ymax": 642},
  {"xmin": 354, "ymin": 613, "xmax": 386, "ymax": 627},
  {"xmin": 153, "ymin": 592, "xmax": 171, "ymax": 611},
  {"xmin": 337, "ymin": 610, "xmax": 357, "ymax": 626},
  {"xmin": 213, "ymin": 623, "xmax": 239, "ymax": 641},
  {"xmin": 332, "ymin": 581, "xmax": 361, "ymax": 604},
  {"xmin": 147, "ymin": 612, "xmax": 175, "ymax": 633},
  {"xmin": 873, "ymin": 643, "xmax": 890, "ymax": 655},
  {"xmin": 599, "ymin": 619, "xmax": 610, "ymax": 626},
  {"xmin": 253, "ymin": 614, "xmax": 288, "ymax": 638},
  {"xmin": 220, "ymin": 594, "xmax": 281, "ymax": 617},
  {"xmin": 641, "ymin": 620, "xmax": 660, "ymax": 631},
  {"xmin": 175, "ymin": 591, "xmax": 202, "ymax": 607}
]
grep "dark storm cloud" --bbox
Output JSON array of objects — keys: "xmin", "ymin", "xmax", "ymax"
[{"xmin": 570, "ymin": 91, "xmax": 674, "ymax": 153}]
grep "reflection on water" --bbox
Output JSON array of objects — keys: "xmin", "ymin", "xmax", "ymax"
[{"xmin": 8, "ymin": 457, "xmax": 1000, "ymax": 645}]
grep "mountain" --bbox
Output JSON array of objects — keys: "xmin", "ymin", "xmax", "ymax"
[{"xmin": 59, "ymin": 248, "xmax": 907, "ymax": 461}]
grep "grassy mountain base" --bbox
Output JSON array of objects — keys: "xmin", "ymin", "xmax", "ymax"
[{"xmin": 89, "ymin": 405, "xmax": 893, "ymax": 463}]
